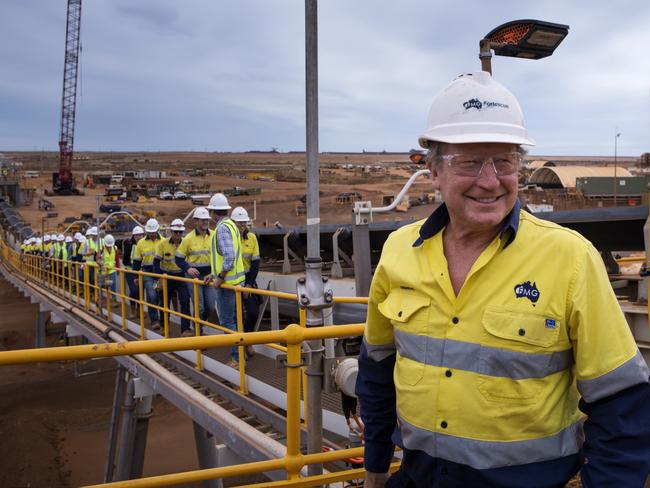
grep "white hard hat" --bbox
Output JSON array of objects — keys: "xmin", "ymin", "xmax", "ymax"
[
  {"xmin": 86, "ymin": 226, "xmax": 98, "ymax": 236},
  {"xmin": 104, "ymin": 234, "xmax": 115, "ymax": 247},
  {"xmin": 44, "ymin": 234, "xmax": 51, "ymax": 242},
  {"xmin": 170, "ymin": 218, "xmax": 185, "ymax": 231},
  {"xmin": 132, "ymin": 225, "xmax": 144, "ymax": 236},
  {"xmin": 65, "ymin": 236, "xmax": 73, "ymax": 243},
  {"xmin": 36, "ymin": 238, "xmax": 42, "ymax": 244},
  {"xmin": 206, "ymin": 193, "xmax": 231, "ymax": 210},
  {"xmin": 57, "ymin": 233, "xmax": 65, "ymax": 241},
  {"xmin": 231, "ymin": 206, "xmax": 250, "ymax": 222},
  {"xmin": 418, "ymin": 71, "xmax": 535, "ymax": 148},
  {"xmin": 193, "ymin": 207, "xmax": 210, "ymax": 220},
  {"xmin": 74, "ymin": 232, "xmax": 83, "ymax": 241},
  {"xmin": 145, "ymin": 218, "xmax": 159, "ymax": 233}
]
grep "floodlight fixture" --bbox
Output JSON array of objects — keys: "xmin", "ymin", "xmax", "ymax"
[{"xmin": 480, "ymin": 19, "xmax": 569, "ymax": 74}]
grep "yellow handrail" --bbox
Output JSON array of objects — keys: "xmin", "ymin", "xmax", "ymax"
[{"xmin": 0, "ymin": 240, "xmax": 376, "ymax": 487}]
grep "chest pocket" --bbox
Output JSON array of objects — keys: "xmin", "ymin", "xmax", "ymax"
[
  {"xmin": 478, "ymin": 307, "xmax": 562, "ymax": 405},
  {"xmin": 378, "ymin": 288, "xmax": 431, "ymax": 386}
]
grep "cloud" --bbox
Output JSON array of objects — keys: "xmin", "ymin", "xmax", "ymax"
[{"xmin": 0, "ymin": 0, "xmax": 648, "ymax": 155}]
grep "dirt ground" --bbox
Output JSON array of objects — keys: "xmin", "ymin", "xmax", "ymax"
[
  {"xmin": 10, "ymin": 151, "xmax": 438, "ymax": 234},
  {"xmin": 0, "ymin": 274, "xmax": 265, "ymax": 487}
]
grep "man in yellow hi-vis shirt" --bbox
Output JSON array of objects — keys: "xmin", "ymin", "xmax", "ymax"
[
  {"xmin": 357, "ymin": 72, "xmax": 650, "ymax": 488},
  {"xmin": 133, "ymin": 218, "xmax": 162, "ymax": 331}
]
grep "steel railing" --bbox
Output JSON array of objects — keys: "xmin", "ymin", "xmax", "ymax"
[{"xmin": 0, "ymin": 240, "xmax": 391, "ymax": 487}]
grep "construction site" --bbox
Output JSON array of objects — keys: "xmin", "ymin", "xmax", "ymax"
[{"xmin": 2, "ymin": 2, "xmax": 650, "ymax": 488}]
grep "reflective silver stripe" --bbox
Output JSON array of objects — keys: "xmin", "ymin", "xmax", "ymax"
[
  {"xmin": 398, "ymin": 415, "xmax": 583, "ymax": 469},
  {"xmin": 141, "ymin": 251, "xmax": 155, "ymax": 256},
  {"xmin": 174, "ymin": 251, "xmax": 186, "ymax": 258},
  {"xmin": 363, "ymin": 337, "xmax": 396, "ymax": 362},
  {"xmin": 224, "ymin": 270, "xmax": 246, "ymax": 283},
  {"xmin": 189, "ymin": 250, "xmax": 210, "ymax": 256},
  {"xmin": 394, "ymin": 329, "xmax": 573, "ymax": 379},
  {"xmin": 577, "ymin": 350, "xmax": 649, "ymax": 403}
]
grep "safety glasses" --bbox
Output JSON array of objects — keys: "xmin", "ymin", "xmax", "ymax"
[{"xmin": 437, "ymin": 152, "xmax": 522, "ymax": 177}]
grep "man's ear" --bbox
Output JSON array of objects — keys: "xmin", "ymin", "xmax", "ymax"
[{"xmin": 426, "ymin": 161, "xmax": 441, "ymax": 191}]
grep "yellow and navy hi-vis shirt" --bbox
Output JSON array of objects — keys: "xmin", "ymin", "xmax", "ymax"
[
  {"xmin": 134, "ymin": 235, "xmax": 160, "ymax": 269},
  {"xmin": 359, "ymin": 201, "xmax": 649, "ymax": 473},
  {"xmin": 155, "ymin": 237, "xmax": 182, "ymax": 273},
  {"xmin": 175, "ymin": 229, "xmax": 213, "ymax": 269},
  {"xmin": 241, "ymin": 231, "xmax": 260, "ymax": 273}
]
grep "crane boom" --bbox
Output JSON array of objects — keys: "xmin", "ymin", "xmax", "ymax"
[{"xmin": 54, "ymin": 0, "xmax": 82, "ymax": 195}]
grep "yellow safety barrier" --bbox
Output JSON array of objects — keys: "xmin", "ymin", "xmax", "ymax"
[{"xmin": 0, "ymin": 239, "xmax": 380, "ymax": 487}]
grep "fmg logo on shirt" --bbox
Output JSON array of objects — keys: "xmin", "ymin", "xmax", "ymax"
[{"xmin": 514, "ymin": 281, "xmax": 540, "ymax": 304}]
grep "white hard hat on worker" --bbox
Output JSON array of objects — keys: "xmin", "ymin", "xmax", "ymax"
[
  {"xmin": 231, "ymin": 207, "xmax": 250, "ymax": 222},
  {"xmin": 144, "ymin": 218, "xmax": 159, "ymax": 233},
  {"xmin": 418, "ymin": 71, "xmax": 535, "ymax": 148},
  {"xmin": 104, "ymin": 234, "xmax": 115, "ymax": 247},
  {"xmin": 206, "ymin": 193, "xmax": 231, "ymax": 211},
  {"xmin": 170, "ymin": 219, "xmax": 185, "ymax": 232},
  {"xmin": 193, "ymin": 207, "xmax": 210, "ymax": 220},
  {"xmin": 421, "ymin": 72, "xmax": 531, "ymax": 234}
]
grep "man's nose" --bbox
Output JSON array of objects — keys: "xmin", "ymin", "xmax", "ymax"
[{"xmin": 475, "ymin": 160, "xmax": 500, "ymax": 187}]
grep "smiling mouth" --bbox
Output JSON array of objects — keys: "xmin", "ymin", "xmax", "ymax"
[{"xmin": 467, "ymin": 195, "xmax": 502, "ymax": 204}]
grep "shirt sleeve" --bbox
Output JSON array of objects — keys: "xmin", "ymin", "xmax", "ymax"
[
  {"xmin": 567, "ymin": 243, "xmax": 649, "ymax": 402},
  {"xmin": 216, "ymin": 223, "xmax": 235, "ymax": 273},
  {"xmin": 355, "ymin": 257, "xmax": 397, "ymax": 473},
  {"xmin": 567, "ymin": 242, "xmax": 650, "ymax": 485}
]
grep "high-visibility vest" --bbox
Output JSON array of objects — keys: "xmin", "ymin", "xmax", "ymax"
[
  {"xmin": 55, "ymin": 242, "xmax": 68, "ymax": 261},
  {"xmin": 210, "ymin": 219, "xmax": 245, "ymax": 285},
  {"xmin": 82, "ymin": 239, "xmax": 100, "ymax": 263},
  {"xmin": 102, "ymin": 247, "xmax": 116, "ymax": 275}
]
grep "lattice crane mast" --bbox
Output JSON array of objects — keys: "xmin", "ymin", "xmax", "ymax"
[{"xmin": 53, "ymin": 0, "xmax": 82, "ymax": 195}]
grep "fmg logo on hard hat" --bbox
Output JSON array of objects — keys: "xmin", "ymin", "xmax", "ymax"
[
  {"xmin": 514, "ymin": 281, "xmax": 540, "ymax": 303},
  {"xmin": 463, "ymin": 98, "xmax": 510, "ymax": 111}
]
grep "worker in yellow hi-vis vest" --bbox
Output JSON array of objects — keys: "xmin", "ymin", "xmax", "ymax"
[
  {"xmin": 231, "ymin": 206, "xmax": 260, "ymax": 358},
  {"xmin": 205, "ymin": 193, "xmax": 245, "ymax": 367}
]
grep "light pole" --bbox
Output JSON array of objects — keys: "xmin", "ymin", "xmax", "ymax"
[
  {"xmin": 479, "ymin": 20, "xmax": 569, "ymax": 74},
  {"xmin": 614, "ymin": 131, "xmax": 621, "ymax": 206}
]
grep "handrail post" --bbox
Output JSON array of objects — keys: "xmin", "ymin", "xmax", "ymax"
[
  {"xmin": 120, "ymin": 270, "xmax": 127, "ymax": 330},
  {"xmin": 235, "ymin": 287, "xmax": 247, "ymax": 394},
  {"xmin": 106, "ymin": 269, "xmax": 112, "ymax": 322},
  {"xmin": 285, "ymin": 340, "xmax": 303, "ymax": 480},
  {"xmin": 193, "ymin": 280, "xmax": 203, "ymax": 370},
  {"xmin": 162, "ymin": 275, "xmax": 169, "ymax": 338},
  {"xmin": 84, "ymin": 264, "xmax": 90, "ymax": 310},
  {"xmin": 138, "ymin": 271, "xmax": 145, "ymax": 339},
  {"xmin": 299, "ymin": 307, "xmax": 309, "ymax": 428}
]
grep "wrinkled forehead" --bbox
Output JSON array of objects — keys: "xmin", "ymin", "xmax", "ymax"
[{"xmin": 438, "ymin": 142, "xmax": 519, "ymax": 156}]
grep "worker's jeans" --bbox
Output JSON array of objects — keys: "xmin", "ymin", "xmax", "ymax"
[
  {"xmin": 142, "ymin": 275, "xmax": 159, "ymax": 323},
  {"xmin": 106, "ymin": 272, "xmax": 117, "ymax": 293},
  {"xmin": 215, "ymin": 286, "xmax": 238, "ymax": 361},
  {"xmin": 187, "ymin": 282, "xmax": 217, "ymax": 321},
  {"xmin": 125, "ymin": 270, "xmax": 138, "ymax": 303},
  {"xmin": 166, "ymin": 277, "xmax": 191, "ymax": 332}
]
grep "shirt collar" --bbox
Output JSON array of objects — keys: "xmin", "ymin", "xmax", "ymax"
[{"xmin": 412, "ymin": 199, "xmax": 521, "ymax": 248}]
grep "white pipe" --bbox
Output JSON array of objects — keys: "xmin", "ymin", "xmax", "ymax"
[{"xmin": 356, "ymin": 169, "xmax": 430, "ymax": 214}]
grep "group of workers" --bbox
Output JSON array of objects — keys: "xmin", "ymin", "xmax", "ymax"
[{"xmin": 20, "ymin": 193, "xmax": 259, "ymax": 368}]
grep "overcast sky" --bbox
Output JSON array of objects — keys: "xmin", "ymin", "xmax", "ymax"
[{"xmin": 1, "ymin": 1, "xmax": 648, "ymax": 156}]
